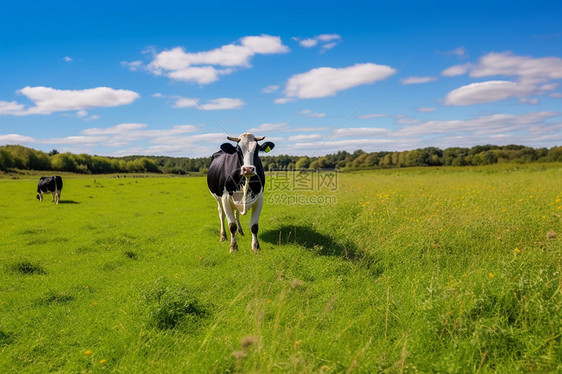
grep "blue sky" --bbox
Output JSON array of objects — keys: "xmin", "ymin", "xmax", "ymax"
[{"xmin": 1, "ymin": 0, "xmax": 561, "ymax": 157}]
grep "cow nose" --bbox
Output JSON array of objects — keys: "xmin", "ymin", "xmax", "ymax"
[{"xmin": 241, "ymin": 165, "xmax": 255, "ymax": 176}]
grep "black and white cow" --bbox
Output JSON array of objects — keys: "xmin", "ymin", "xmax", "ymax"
[
  {"xmin": 37, "ymin": 176, "xmax": 63, "ymax": 204},
  {"xmin": 207, "ymin": 133, "xmax": 274, "ymax": 253}
]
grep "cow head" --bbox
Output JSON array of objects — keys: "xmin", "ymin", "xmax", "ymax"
[{"xmin": 220, "ymin": 133, "xmax": 275, "ymax": 176}]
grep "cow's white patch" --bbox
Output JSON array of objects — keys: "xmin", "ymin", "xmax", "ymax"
[{"xmin": 228, "ymin": 178, "xmax": 260, "ymax": 215}]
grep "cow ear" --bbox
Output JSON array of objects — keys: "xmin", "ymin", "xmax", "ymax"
[
  {"xmin": 220, "ymin": 143, "xmax": 237, "ymax": 154},
  {"xmin": 259, "ymin": 141, "xmax": 275, "ymax": 153}
]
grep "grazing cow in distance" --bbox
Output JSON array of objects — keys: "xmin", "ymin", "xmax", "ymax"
[
  {"xmin": 37, "ymin": 176, "xmax": 63, "ymax": 204},
  {"xmin": 207, "ymin": 133, "xmax": 275, "ymax": 253}
]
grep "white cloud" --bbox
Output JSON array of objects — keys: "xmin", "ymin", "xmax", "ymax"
[
  {"xmin": 317, "ymin": 34, "xmax": 341, "ymax": 42},
  {"xmin": 274, "ymin": 97, "xmax": 296, "ymax": 104},
  {"xmin": 78, "ymin": 123, "xmax": 200, "ymax": 147},
  {"xmin": 397, "ymin": 111, "xmax": 560, "ymax": 136},
  {"xmin": 417, "ymin": 107, "xmax": 436, "ymax": 113},
  {"xmin": 121, "ymin": 60, "xmax": 143, "ymax": 71},
  {"xmin": 1, "ymin": 86, "xmax": 140, "ymax": 116},
  {"xmin": 467, "ymin": 51, "xmax": 562, "ymax": 81},
  {"xmin": 42, "ymin": 135, "xmax": 108, "ymax": 145},
  {"xmin": 200, "ymin": 98, "xmax": 245, "ymax": 110},
  {"xmin": 321, "ymin": 42, "xmax": 338, "ymax": 51},
  {"xmin": 295, "ymin": 34, "xmax": 342, "ymax": 50},
  {"xmin": 172, "ymin": 98, "xmax": 198, "ymax": 108},
  {"xmin": 540, "ymin": 83, "xmax": 559, "ymax": 91},
  {"xmin": 63, "ymin": 56, "xmax": 73, "ymax": 62},
  {"xmin": 287, "ymin": 138, "xmax": 402, "ymax": 155},
  {"xmin": 70, "ymin": 110, "xmax": 99, "ymax": 121},
  {"xmin": 301, "ymin": 109, "xmax": 326, "ymax": 118},
  {"xmin": 442, "ymin": 52, "xmax": 562, "ymax": 106},
  {"xmin": 358, "ymin": 113, "xmax": 387, "ymax": 119},
  {"xmin": 168, "ymin": 66, "xmax": 232, "ymax": 85},
  {"xmin": 82, "ymin": 123, "xmax": 149, "ymax": 135},
  {"xmin": 441, "ymin": 64, "xmax": 470, "ymax": 77},
  {"xmin": 0, "ymin": 134, "xmax": 36, "ymax": 145},
  {"xmin": 247, "ymin": 123, "xmax": 290, "ymax": 133},
  {"xmin": 288, "ymin": 134, "xmax": 323, "ymax": 141},
  {"xmin": 439, "ymin": 47, "xmax": 468, "ymax": 59},
  {"xmin": 147, "ymin": 35, "xmax": 289, "ymax": 84},
  {"xmin": 396, "ymin": 114, "xmax": 422, "ymax": 125},
  {"xmin": 285, "ymin": 63, "xmax": 396, "ymax": 99},
  {"xmin": 519, "ymin": 97, "xmax": 539, "ymax": 105},
  {"xmin": 550, "ymin": 93, "xmax": 562, "ymax": 98},
  {"xmin": 262, "ymin": 85, "xmax": 280, "ymax": 93},
  {"xmin": 275, "ymin": 111, "xmax": 557, "ymax": 152},
  {"xmin": 400, "ymin": 76, "xmax": 437, "ymax": 85},
  {"xmin": 442, "ymin": 51, "xmax": 562, "ymax": 82},
  {"xmin": 331, "ymin": 127, "xmax": 391, "ymax": 138},
  {"xmin": 172, "ymin": 97, "xmax": 245, "ymax": 110},
  {"xmin": 0, "ymin": 101, "xmax": 26, "ymax": 116},
  {"xmin": 444, "ymin": 80, "xmax": 535, "ymax": 106},
  {"xmin": 299, "ymin": 38, "xmax": 318, "ymax": 47}
]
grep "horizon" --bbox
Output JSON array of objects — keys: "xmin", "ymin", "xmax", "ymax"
[{"xmin": 1, "ymin": 1, "xmax": 562, "ymax": 158}]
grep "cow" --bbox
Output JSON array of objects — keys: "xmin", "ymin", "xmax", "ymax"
[
  {"xmin": 37, "ymin": 176, "xmax": 63, "ymax": 204},
  {"xmin": 207, "ymin": 133, "xmax": 275, "ymax": 253}
]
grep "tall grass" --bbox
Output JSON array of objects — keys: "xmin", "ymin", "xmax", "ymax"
[{"xmin": 0, "ymin": 165, "xmax": 560, "ymax": 372}]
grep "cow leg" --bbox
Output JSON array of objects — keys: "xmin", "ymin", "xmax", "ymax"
[
  {"xmin": 249, "ymin": 194, "xmax": 263, "ymax": 254},
  {"xmin": 221, "ymin": 195, "xmax": 238, "ymax": 252},
  {"xmin": 37, "ymin": 192, "xmax": 43, "ymax": 202},
  {"xmin": 235, "ymin": 209, "xmax": 245, "ymax": 236},
  {"xmin": 212, "ymin": 194, "xmax": 227, "ymax": 241},
  {"xmin": 51, "ymin": 191, "xmax": 56, "ymax": 203},
  {"xmin": 218, "ymin": 203, "xmax": 227, "ymax": 241},
  {"xmin": 56, "ymin": 190, "xmax": 61, "ymax": 204}
]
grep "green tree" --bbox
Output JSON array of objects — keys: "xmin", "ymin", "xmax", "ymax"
[
  {"xmin": 0, "ymin": 148, "xmax": 14, "ymax": 170},
  {"xmin": 51, "ymin": 153, "xmax": 76, "ymax": 172},
  {"xmin": 295, "ymin": 156, "xmax": 311, "ymax": 170}
]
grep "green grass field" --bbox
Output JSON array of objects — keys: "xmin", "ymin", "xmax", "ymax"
[{"xmin": 1, "ymin": 165, "xmax": 561, "ymax": 373}]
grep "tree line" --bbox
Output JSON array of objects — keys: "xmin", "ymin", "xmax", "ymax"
[{"xmin": 1, "ymin": 144, "xmax": 561, "ymax": 174}]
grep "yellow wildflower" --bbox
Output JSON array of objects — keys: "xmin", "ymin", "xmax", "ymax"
[{"xmin": 489, "ymin": 273, "xmax": 495, "ymax": 278}]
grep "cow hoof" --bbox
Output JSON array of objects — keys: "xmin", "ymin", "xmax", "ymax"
[
  {"xmin": 220, "ymin": 235, "xmax": 227, "ymax": 242},
  {"xmin": 229, "ymin": 247, "xmax": 238, "ymax": 253}
]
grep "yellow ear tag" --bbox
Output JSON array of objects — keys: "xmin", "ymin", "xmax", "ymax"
[{"xmin": 265, "ymin": 146, "xmax": 271, "ymax": 153}]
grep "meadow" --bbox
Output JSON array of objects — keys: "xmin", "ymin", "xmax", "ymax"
[{"xmin": 0, "ymin": 165, "xmax": 560, "ymax": 373}]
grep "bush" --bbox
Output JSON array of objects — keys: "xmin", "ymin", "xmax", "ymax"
[
  {"xmin": 146, "ymin": 283, "xmax": 209, "ymax": 330},
  {"xmin": 9, "ymin": 260, "xmax": 46, "ymax": 275}
]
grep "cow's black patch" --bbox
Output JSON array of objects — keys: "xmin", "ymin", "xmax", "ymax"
[
  {"xmin": 259, "ymin": 141, "xmax": 275, "ymax": 153},
  {"xmin": 37, "ymin": 176, "xmax": 63, "ymax": 194},
  {"xmin": 220, "ymin": 143, "xmax": 237, "ymax": 154},
  {"xmin": 207, "ymin": 151, "xmax": 265, "ymax": 197}
]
